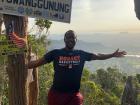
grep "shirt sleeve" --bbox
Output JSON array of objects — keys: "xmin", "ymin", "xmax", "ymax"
[
  {"xmin": 81, "ymin": 50, "xmax": 93, "ymax": 61},
  {"xmin": 44, "ymin": 50, "xmax": 56, "ymax": 63}
]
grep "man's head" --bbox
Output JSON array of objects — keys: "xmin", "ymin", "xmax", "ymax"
[{"xmin": 64, "ymin": 30, "xmax": 77, "ymax": 50}]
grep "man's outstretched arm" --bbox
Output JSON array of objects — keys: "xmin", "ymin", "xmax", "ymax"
[
  {"xmin": 27, "ymin": 57, "xmax": 46, "ymax": 69},
  {"xmin": 91, "ymin": 49, "xmax": 127, "ymax": 60}
]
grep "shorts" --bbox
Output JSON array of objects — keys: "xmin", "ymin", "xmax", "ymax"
[{"xmin": 48, "ymin": 89, "xmax": 83, "ymax": 105}]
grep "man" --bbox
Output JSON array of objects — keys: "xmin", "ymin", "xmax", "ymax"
[{"xmin": 28, "ymin": 30, "xmax": 126, "ymax": 105}]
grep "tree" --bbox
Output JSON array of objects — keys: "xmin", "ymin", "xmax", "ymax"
[
  {"xmin": 95, "ymin": 67, "xmax": 125, "ymax": 91},
  {"xmin": 96, "ymin": 68, "xmax": 109, "ymax": 90},
  {"xmin": 28, "ymin": 34, "xmax": 53, "ymax": 105},
  {"xmin": 27, "ymin": 19, "xmax": 52, "ymax": 105},
  {"xmin": 38, "ymin": 64, "xmax": 53, "ymax": 105},
  {"xmin": 35, "ymin": 19, "xmax": 52, "ymax": 36},
  {"xmin": 27, "ymin": 47, "xmax": 39, "ymax": 105},
  {"xmin": 81, "ymin": 68, "xmax": 120, "ymax": 105},
  {"xmin": 136, "ymin": 74, "xmax": 140, "ymax": 83}
]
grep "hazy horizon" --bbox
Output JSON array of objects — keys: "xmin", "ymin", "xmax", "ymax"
[{"xmin": 47, "ymin": 33, "xmax": 140, "ymax": 74}]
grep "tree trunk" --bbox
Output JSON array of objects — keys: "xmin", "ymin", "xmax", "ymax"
[
  {"xmin": 28, "ymin": 68, "xmax": 39, "ymax": 105},
  {"xmin": 27, "ymin": 49, "xmax": 39, "ymax": 105},
  {"xmin": 3, "ymin": 14, "xmax": 28, "ymax": 105}
]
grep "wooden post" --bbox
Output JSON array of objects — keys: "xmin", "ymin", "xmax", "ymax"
[{"xmin": 3, "ymin": 14, "xmax": 28, "ymax": 105}]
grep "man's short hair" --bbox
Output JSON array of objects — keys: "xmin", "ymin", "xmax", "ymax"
[
  {"xmin": 64, "ymin": 30, "xmax": 77, "ymax": 43},
  {"xmin": 64, "ymin": 30, "xmax": 75, "ymax": 38}
]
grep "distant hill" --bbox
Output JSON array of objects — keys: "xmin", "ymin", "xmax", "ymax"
[
  {"xmin": 48, "ymin": 39, "xmax": 111, "ymax": 53},
  {"xmin": 48, "ymin": 32, "xmax": 140, "ymax": 53},
  {"xmin": 76, "ymin": 33, "xmax": 140, "ymax": 53}
]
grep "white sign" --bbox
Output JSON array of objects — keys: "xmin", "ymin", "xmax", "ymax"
[{"xmin": 0, "ymin": 0, "xmax": 72, "ymax": 23}]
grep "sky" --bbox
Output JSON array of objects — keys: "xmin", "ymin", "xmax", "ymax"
[{"xmin": 29, "ymin": 0, "xmax": 140, "ymax": 35}]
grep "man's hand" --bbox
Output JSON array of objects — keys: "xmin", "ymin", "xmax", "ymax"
[{"xmin": 112, "ymin": 49, "xmax": 127, "ymax": 57}]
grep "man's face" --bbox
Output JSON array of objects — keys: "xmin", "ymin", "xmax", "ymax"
[{"xmin": 64, "ymin": 31, "xmax": 77, "ymax": 49}]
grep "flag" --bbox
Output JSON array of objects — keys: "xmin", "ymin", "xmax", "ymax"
[
  {"xmin": 9, "ymin": 32, "xmax": 27, "ymax": 48},
  {"xmin": 8, "ymin": 21, "xmax": 27, "ymax": 48}
]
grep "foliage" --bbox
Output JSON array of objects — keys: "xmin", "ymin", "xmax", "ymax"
[
  {"xmin": 81, "ymin": 80, "xmax": 105, "ymax": 105},
  {"xmin": 136, "ymin": 74, "xmax": 140, "ymax": 83},
  {"xmin": 1, "ymin": 79, "xmax": 8, "ymax": 105},
  {"xmin": 28, "ymin": 19, "xmax": 53, "ymax": 105},
  {"xmin": 95, "ymin": 67, "xmax": 125, "ymax": 91},
  {"xmin": 82, "ymin": 68, "xmax": 91, "ymax": 82},
  {"xmin": 35, "ymin": 19, "xmax": 52, "ymax": 36},
  {"xmin": 27, "ymin": 34, "xmax": 47, "ymax": 57},
  {"xmin": 137, "ymin": 94, "xmax": 140, "ymax": 105},
  {"xmin": 27, "ymin": 32, "xmax": 54, "ymax": 105},
  {"xmin": 81, "ymin": 68, "xmax": 126, "ymax": 105},
  {"xmin": 0, "ymin": 55, "xmax": 8, "ymax": 105},
  {"xmin": 38, "ymin": 64, "xmax": 54, "ymax": 105}
]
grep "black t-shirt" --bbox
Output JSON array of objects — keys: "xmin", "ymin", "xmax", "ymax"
[{"xmin": 44, "ymin": 48, "xmax": 93, "ymax": 92}]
